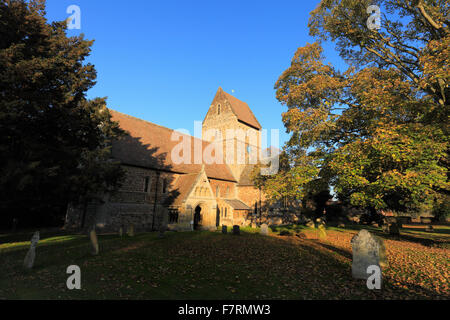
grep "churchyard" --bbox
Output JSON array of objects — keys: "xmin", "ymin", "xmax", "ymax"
[{"xmin": 0, "ymin": 224, "xmax": 448, "ymax": 300}]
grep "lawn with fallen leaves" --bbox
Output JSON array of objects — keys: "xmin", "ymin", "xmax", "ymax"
[{"xmin": 0, "ymin": 225, "xmax": 448, "ymax": 299}]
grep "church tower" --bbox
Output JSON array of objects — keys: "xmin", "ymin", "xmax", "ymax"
[{"xmin": 202, "ymin": 87, "xmax": 261, "ymax": 183}]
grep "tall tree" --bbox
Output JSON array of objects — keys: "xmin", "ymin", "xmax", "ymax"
[
  {"xmin": 0, "ymin": 0, "xmax": 124, "ymax": 226},
  {"xmin": 271, "ymin": 0, "xmax": 448, "ymax": 214}
]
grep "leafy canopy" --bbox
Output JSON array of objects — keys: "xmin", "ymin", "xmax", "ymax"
[
  {"xmin": 0, "ymin": 0, "xmax": 124, "ymax": 223},
  {"xmin": 265, "ymin": 0, "xmax": 449, "ymax": 213}
]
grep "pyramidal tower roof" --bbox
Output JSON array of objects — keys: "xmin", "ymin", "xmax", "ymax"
[{"xmin": 215, "ymin": 87, "xmax": 261, "ymax": 130}]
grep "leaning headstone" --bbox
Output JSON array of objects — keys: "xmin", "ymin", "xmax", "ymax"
[
  {"xmin": 318, "ymin": 224, "xmax": 327, "ymax": 239},
  {"xmin": 260, "ymin": 223, "xmax": 269, "ymax": 236},
  {"xmin": 89, "ymin": 228, "xmax": 99, "ymax": 255},
  {"xmin": 232, "ymin": 225, "xmax": 240, "ymax": 235},
  {"xmin": 221, "ymin": 226, "xmax": 228, "ymax": 234},
  {"xmin": 351, "ymin": 230, "xmax": 388, "ymax": 279},
  {"xmin": 23, "ymin": 231, "xmax": 39, "ymax": 269},
  {"xmin": 127, "ymin": 224, "xmax": 135, "ymax": 237}
]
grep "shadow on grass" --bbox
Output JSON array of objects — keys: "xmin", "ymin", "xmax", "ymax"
[
  {"xmin": 334, "ymin": 224, "xmax": 449, "ymax": 247},
  {"xmin": 1, "ymin": 230, "xmax": 447, "ymax": 299},
  {"xmin": 287, "ymin": 237, "xmax": 443, "ymax": 299}
]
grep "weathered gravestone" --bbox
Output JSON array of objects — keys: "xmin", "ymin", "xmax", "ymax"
[
  {"xmin": 351, "ymin": 229, "xmax": 388, "ymax": 279},
  {"xmin": 222, "ymin": 226, "xmax": 228, "ymax": 234},
  {"xmin": 23, "ymin": 231, "xmax": 39, "ymax": 269},
  {"xmin": 232, "ymin": 225, "xmax": 240, "ymax": 235},
  {"xmin": 318, "ymin": 224, "xmax": 327, "ymax": 239},
  {"xmin": 127, "ymin": 224, "xmax": 135, "ymax": 237},
  {"xmin": 260, "ymin": 223, "xmax": 269, "ymax": 236},
  {"xmin": 89, "ymin": 228, "xmax": 99, "ymax": 255}
]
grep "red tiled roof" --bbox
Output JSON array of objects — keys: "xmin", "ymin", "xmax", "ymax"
[
  {"xmin": 224, "ymin": 199, "xmax": 251, "ymax": 210},
  {"xmin": 170, "ymin": 173, "xmax": 199, "ymax": 206},
  {"xmin": 109, "ymin": 110, "xmax": 236, "ymax": 182},
  {"xmin": 218, "ymin": 88, "xmax": 261, "ymax": 130}
]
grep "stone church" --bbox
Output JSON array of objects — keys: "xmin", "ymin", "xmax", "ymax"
[{"xmin": 65, "ymin": 87, "xmax": 268, "ymax": 232}]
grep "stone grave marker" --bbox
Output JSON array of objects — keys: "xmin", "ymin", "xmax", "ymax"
[
  {"xmin": 159, "ymin": 224, "xmax": 166, "ymax": 238},
  {"xmin": 222, "ymin": 226, "xmax": 227, "ymax": 234},
  {"xmin": 260, "ymin": 223, "xmax": 269, "ymax": 236},
  {"xmin": 305, "ymin": 220, "xmax": 315, "ymax": 228},
  {"xmin": 351, "ymin": 229, "xmax": 388, "ymax": 279},
  {"xmin": 232, "ymin": 225, "xmax": 240, "ymax": 235},
  {"xmin": 387, "ymin": 223, "xmax": 400, "ymax": 235},
  {"xmin": 318, "ymin": 224, "xmax": 327, "ymax": 239},
  {"xmin": 127, "ymin": 224, "xmax": 135, "ymax": 237},
  {"xmin": 90, "ymin": 228, "xmax": 99, "ymax": 255},
  {"xmin": 23, "ymin": 231, "xmax": 39, "ymax": 269}
]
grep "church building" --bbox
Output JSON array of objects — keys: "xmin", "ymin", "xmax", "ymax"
[{"xmin": 65, "ymin": 88, "xmax": 267, "ymax": 232}]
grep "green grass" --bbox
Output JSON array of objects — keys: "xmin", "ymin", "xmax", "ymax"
[{"xmin": 0, "ymin": 225, "xmax": 448, "ymax": 300}]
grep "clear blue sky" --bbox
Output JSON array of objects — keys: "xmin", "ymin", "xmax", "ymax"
[{"xmin": 45, "ymin": 0, "xmax": 346, "ymax": 145}]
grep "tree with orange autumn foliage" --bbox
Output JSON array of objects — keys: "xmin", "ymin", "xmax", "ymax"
[{"xmin": 270, "ymin": 0, "xmax": 449, "ymax": 214}]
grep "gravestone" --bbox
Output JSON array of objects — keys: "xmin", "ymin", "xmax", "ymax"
[
  {"xmin": 127, "ymin": 224, "xmax": 135, "ymax": 237},
  {"xmin": 221, "ymin": 226, "xmax": 228, "ymax": 234},
  {"xmin": 351, "ymin": 230, "xmax": 388, "ymax": 279},
  {"xmin": 159, "ymin": 207, "xmax": 169, "ymax": 238},
  {"xmin": 23, "ymin": 231, "xmax": 39, "ymax": 269},
  {"xmin": 318, "ymin": 224, "xmax": 327, "ymax": 239},
  {"xmin": 89, "ymin": 228, "xmax": 99, "ymax": 255},
  {"xmin": 158, "ymin": 224, "xmax": 166, "ymax": 238},
  {"xmin": 386, "ymin": 223, "xmax": 400, "ymax": 235},
  {"xmin": 232, "ymin": 225, "xmax": 240, "ymax": 235},
  {"xmin": 305, "ymin": 220, "xmax": 315, "ymax": 228},
  {"xmin": 260, "ymin": 223, "xmax": 269, "ymax": 236}
]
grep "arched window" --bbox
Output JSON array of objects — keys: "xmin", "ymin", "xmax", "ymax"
[
  {"xmin": 225, "ymin": 207, "xmax": 227, "ymax": 217},
  {"xmin": 254, "ymin": 202, "xmax": 258, "ymax": 215},
  {"xmin": 217, "ymin": 104, "xmax": 221, "ymax": 115}
]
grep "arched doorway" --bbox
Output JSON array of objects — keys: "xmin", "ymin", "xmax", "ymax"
[{"xmin": 194, "ymin": 205, "xmax": 202, "ymax": 230}]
